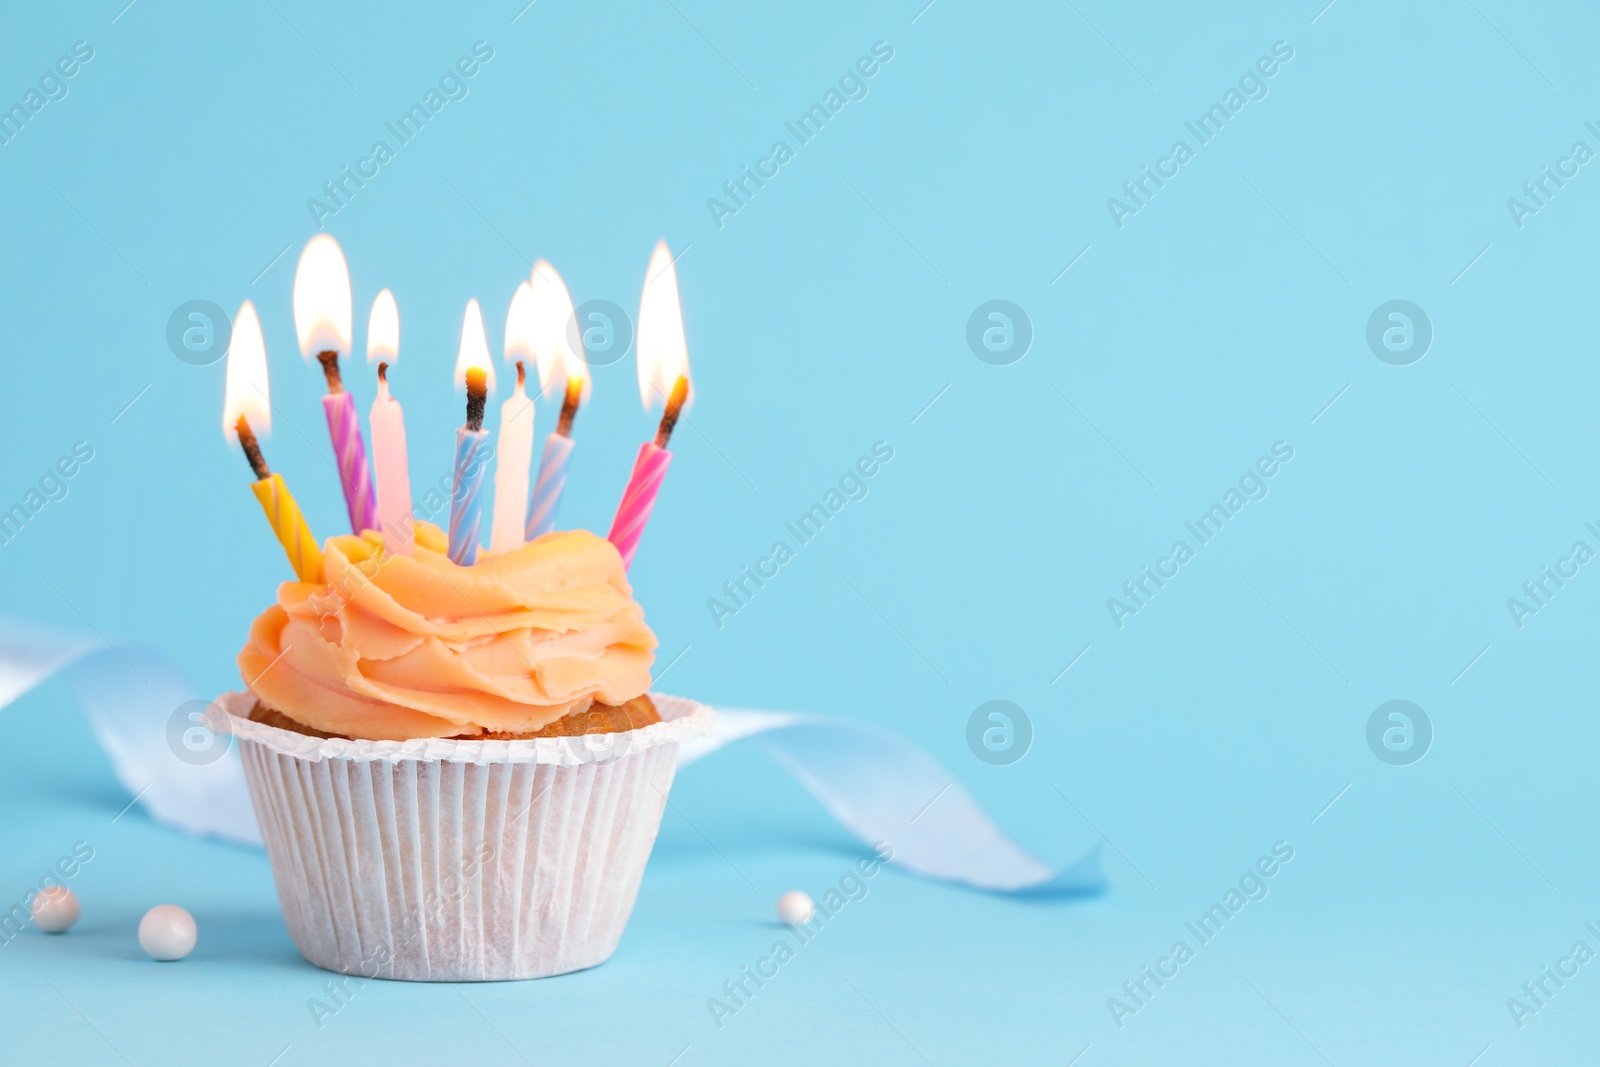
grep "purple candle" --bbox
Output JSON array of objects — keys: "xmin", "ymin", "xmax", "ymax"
[
  {"xmin": 322, "ymin": 389, "xmax": 377, "ymax": 535},
  {"xmin": 293, "ymin": 235, "xmax": 378, "ymax": 534}
]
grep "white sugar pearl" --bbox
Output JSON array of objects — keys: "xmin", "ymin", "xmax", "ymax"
[
  {"xmin": 30, "ymin": 886, "xmax": 79, "ymax": 933},
  {"xmin": 138, "ymin": 905, "xmax": 197, "ymax": 961},
  {"xmin": 776, "ymin": 890, "xmax": 815, "ymax": 926}
]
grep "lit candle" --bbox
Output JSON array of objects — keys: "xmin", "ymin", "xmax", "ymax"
[
  {"xmin": 449, "ymin": 299, "xmax": 493, "ymax": 566},
  {"xmin": 293, "ymin": 235, "xmax": 378, "ymax": 536},
  {"xmin": 607, "ymin": 242, "xmax": 692, "ymax": 569},
  {"xmin": 366, "ymin": 289, "xmax": 413, "ymax": 557},
  {"xmin": 224, "ymin": 301, "xmax": 323, "ymax": 583},
  {"xmin": 525, "ymin": 261, "xmax": 587, "ymax": 541},
  {"xmin": 489, "ymin": 282, "xmax": 536, "ymax": 553}
]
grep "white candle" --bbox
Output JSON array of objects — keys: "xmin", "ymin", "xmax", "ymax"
[
  {"xmin": 490, "ymin": 283, "xmax": 537, "ymax": 553},
  {"xmin": 490, "ymin": 366, "xmax": 535, "ymax": 552}
]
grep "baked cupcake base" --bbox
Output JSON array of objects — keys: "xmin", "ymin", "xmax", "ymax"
[
  {"xmin": 248, "ymin": 694, "xmax": 663, "ymax": 741},
  {"xmin": 209, "ymin": 690, "xmax": 713, "ymax": 981}
]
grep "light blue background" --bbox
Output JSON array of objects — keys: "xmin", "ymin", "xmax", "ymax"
[{"xmin": 2, "ymin": 0, "xmax": 1598, "ymax": 1063}]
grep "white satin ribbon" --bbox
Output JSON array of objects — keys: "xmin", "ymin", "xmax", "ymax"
[
  {"xmin": 0, "ymin": 616, "xmax": 1103, "ymax": 896},
  {"xmin": 0, "ymin": 616, "xmax": 260, "ymax": 847},
  {"xmin": 683, "ymin": 710, "xmax": 1104, "ymax": 894}
]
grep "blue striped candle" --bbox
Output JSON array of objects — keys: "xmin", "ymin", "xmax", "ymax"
[
  {"xmin": 525, "ymin": 432, "xmax": 574, "ymax": 540},
  {"xmin": 448, "ymin": 426, "xmax": 489, "ymax": 565}
]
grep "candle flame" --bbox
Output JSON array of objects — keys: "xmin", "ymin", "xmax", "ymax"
[
  {"xmin": 636, "ymin": 240, "xmax": 691, "ymax": 412},
  {"xmin": 504, "ymin": 281, "xmax": 536, "ymax": 385},
  {"xmin": 530, "ymin": 260, "xmax": 586, "ymax": 402},
  {"xmin": 223, "ymin": 300, "xmax": 271, "ymax": 440},
  {"xmin": 292, "ymin": 235, "xmax": 353, "ymax": 357},
  {"xmin": 455, "ymin": 298, "xmax": 495, "ymax": 393},
  {"xmin": 366, "ymin": 289, "xmax": 399, "ymax": 364}
]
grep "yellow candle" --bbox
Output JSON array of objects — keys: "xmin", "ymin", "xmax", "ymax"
[
  {"xmin": 226, "ymin": 300, "xmax": 324, "ymax": 585},
  {"xmin": 250, "ymin": 473, "xmax": 324, "ymax": 583}
]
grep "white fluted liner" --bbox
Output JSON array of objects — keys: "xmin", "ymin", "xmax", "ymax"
[{"xmin": 210, "ymin": 691, "xmax": 713, "ymax": 981}]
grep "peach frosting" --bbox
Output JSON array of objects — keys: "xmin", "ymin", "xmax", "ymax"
[{"xmin": 237, "ymin": 522, "xmax": 657, "ymax": 741}]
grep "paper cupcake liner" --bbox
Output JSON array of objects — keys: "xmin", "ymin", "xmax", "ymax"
[{"xmin": 209, "ymin": 691, "xmax": 714, "ymax": 982}]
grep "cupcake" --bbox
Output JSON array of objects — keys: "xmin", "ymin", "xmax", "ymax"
[{"xmin": 210, "ymin": 521, "xmax": 713, "ymax": 981}]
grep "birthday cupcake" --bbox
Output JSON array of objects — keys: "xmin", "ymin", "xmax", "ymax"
[{"xmin": 211, "ymin": 521, "xmax": 713, "ymax": 981}]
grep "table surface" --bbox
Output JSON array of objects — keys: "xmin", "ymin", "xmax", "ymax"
[{"xmin": 4, "ymin": 0, "xmax": 1600, "ymax": 1063}]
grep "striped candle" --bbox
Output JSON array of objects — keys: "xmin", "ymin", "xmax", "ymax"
[
  {"xmin": 450, "ymin": 306, "xmax": 493, "ymax": 567},
  {"xmin": 322, "ymin": 391, "xmax": 378, "ymax": 535},
  {"xmin": 606, "ymin": 441, "xmax": 671, "ymax": 569},
  {"xmin": 251, "ymin": 473, "xmax": 324, "ymax": 583},
  {"xmin": 525, "ymin": 432, "xmax": 574, "ymax": 541},
  {"xmin": 226, "ymin": 300, "xmax": 321, "ymax": 582},
  {"xmin": 617, "ymin": 242, "xmax": 692, "ymax": 571},
  {"xmin": 292, "ymin": 237, "xmax": 370, "ymax": 534},
  {"xmin": 448, "ymin": 426, "xmax": 489, "ymax": 566}
]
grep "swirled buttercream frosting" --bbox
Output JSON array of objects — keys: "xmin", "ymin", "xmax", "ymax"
[{"xmin": 237, "ymin": 522, "xmax": 657, "ymax": 741}]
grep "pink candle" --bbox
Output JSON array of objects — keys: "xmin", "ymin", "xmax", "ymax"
[
  {"xmin": 610, "ymin": 242, "xmax": 693, "ymax": 569},
  {"xmin": 369, "ymin": 374, "xmax": 412, "ymax": 554},
  {"xmin": 367, "ymin": 289, "xmax": 411, "ymax": 555},
  {"xmin": 607, "ymin": 441, "xmax": 672, "ymax": 569}
]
